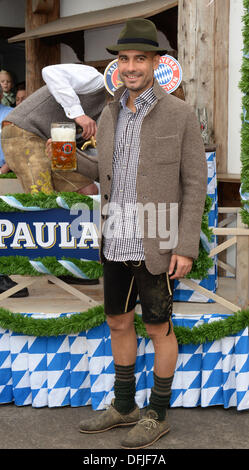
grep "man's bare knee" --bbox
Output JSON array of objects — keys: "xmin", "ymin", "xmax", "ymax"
[
  {"xmin": 107, "ymin": 310, "xmax": 135, "ymax": 333},
  {"xmin": 145, "ymin": 320, "xmax": 171, "ymax": 340}
]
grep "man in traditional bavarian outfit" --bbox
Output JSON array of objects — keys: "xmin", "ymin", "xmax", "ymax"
[
  {"xmin": 1, "ymin": 64, "xmax": 105, "ymax": 195},
  {"xmin": 53, "ymin": 18, "xmax": 207, "ymax": 448}
]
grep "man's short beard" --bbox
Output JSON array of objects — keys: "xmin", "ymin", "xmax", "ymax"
[{"xmin": 123, "ymin": 76, "xmax": 154, "ymax": 93}]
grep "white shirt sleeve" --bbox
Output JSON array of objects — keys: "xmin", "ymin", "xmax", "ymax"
[{"xmin": 42, "ymin": 64, "xmax": 105, "ymax": 119}]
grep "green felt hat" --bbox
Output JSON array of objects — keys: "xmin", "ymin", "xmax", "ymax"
[{"xmin": 106, "ymin": 18, "xmax": 167, "ymax": 56}]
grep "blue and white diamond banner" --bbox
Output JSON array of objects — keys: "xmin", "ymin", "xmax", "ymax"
[{"xmin": 0, "ymin": 312, "xmax": 248, "ymax": 411}]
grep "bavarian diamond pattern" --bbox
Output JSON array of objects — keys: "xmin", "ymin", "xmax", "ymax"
[
  {"xmin": 170, "ymin": 314, "xmax": 249, "ymax": 410},
  {"xmin": 0, "ymin": 312, "xmax": 249, "ymax": 411},
  {"xmin": 0, "ymin": 329, "xmax": 13, "ymax": 404},
  {"xmin": 69, "ymin": 332, "xmax": 91, "ymax": 407},
  {"xmin": 173, "ymin": 151, "xmax": 218, "ymax": 302},
  {"xmin": 154, "ymin": 63, "xmax": 173, "ymax": 85}
]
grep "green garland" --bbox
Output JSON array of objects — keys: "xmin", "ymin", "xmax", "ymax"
[
  {"xmin": 240, "ymin": 0, "xmax": 249, "ymax": 225},
  {"xmin": 187, "ymin": 195, "xmax": 213, "ymax": 279},
  {"xmin": 0, "ymin": 306, "xmax": 247, "ymax": 344},
  {"xmin": 188, "ymin": 240, "xmax": 213, "ymax": 280},
  {"xmin": 0, "ymin": 191, "xmax": 95, "ymax": 212},
  {"xmin": 0, "ymin": 256, "xmax": 103, "ymax": 279},
  {"xmin": 0, "ymin": 172, "xmax": 17, "ymax": 179}
]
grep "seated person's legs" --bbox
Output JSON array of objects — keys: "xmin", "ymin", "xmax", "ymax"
[
  {"xmin": 2, "ymin": 123, "xmax": 97, "ymax": 195},
  {"xmin": 2, "ymin": 124, "xmax": 53, "ymax": 194}
]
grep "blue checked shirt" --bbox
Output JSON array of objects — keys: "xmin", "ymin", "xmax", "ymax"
[{"xmin": 103, "ymin": 86, "xmax": 158, "ymax": 261}]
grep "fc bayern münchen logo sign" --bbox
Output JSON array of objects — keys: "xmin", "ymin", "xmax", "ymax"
[
  {"xmin": 154, "ymin": 55, "xmax": 182, "ymax": 93},
  {"xmin": 104, "ymin": 55, "xmax": 182, "ymax": 96}
]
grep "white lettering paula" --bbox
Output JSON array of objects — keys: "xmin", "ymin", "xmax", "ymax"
[{"xmin": 0, "ymin": 221, "xmax": 99, "ymax": 250}]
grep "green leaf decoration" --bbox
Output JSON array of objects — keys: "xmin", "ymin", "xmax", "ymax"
[{"xmin": 0, "ymin": 306, "xmax": 247, "ymax": 344}]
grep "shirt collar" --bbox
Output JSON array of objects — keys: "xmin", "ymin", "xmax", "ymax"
[{"xmin": 119, "ymin": 86, "xmax": 156, "ymax": 110}]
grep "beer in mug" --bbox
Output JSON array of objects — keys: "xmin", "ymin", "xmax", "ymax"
[{"xmin": 51, "ymin": 122, "xmax": 76, "ymax": 171}]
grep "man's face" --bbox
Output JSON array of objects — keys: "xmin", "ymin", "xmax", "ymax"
[{"xmin": 117, "ymin": 50, "xmax": 160, "ymax": 96}]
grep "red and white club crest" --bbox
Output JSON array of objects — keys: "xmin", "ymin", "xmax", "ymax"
[{"xmin": 154, "ymin": 55, "xmax": 182, "ymax": 94}]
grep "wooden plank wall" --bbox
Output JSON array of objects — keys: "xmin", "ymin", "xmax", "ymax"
[{"xmin": 178, "ymin": 0, "xmax": 230, "ymax": 173}]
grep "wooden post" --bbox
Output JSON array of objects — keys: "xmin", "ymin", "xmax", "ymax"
[
  {"xmin": 178, "ymin": 0, "xmax": 215, "ymax": 131},
  {"xmin": 236, "ymin": 212, "xmax": 249, "ymax": 310},
  {"xmin": 213, "ymin": 0, "xmax": 230, "ymax": 174},
  {"xmin": 178, "ymin": 0, "xmax": 230, "ymax": 171},
  {"xmin": 25, "ymin": 0, "xmax": 60, "ymax": 96}
]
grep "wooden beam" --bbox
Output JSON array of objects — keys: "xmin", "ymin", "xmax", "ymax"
[
  {"xmin": 217, "ymin": 259, "xmax": 236, "ymax": 275},
  {"xmin": 218, "ymin": 207, "xmax": 240, "ymax": 214},
  {"xmin": 0, "ymin": 278, "xmax": 37, "ymax": 302},
  {"xmin": 25, "ymin": 0, "xmax": 60, "ymax": 96},
  {"xmin": 213, "ymin": 227, "xmax": 249, "ymax": 235},
  {"xmin": 217, "ymin": 173, "xmax": 240, "ymax": 183},
  {"xmin": 10, "ymin": 0, "xmax": 179, "ymax": 43},
  {"xmin": 218, "ymin": 215, "xmax": 236, "ymax": 227},
  {"xmin": 217, "ymin": 208, "xmax": 239, "ymax": 276},
  {"xmin": 180, "ymin": 278, "xmax": 241, "ymax": 312},
  {"xmin": 236, "ymin": 212, "xmax": 249, "ymax": 309},
  {"xmin": 213, "ymin": 0, "xmax": 230, "ymax": 174},
  {"xmin": 0, "ymin": 274, "xmax": 100, "ymax": 306},
  {"xmin": 209, "ymin": 236, "xmax": 237, "ymax": 257},
  {"xmin": 46, "ymin": 275, "xmax": 99, "ymax": 306}
]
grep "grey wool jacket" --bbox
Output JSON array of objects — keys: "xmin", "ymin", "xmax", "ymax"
[
  {"xmin": 77, "ymin": 80, "xmax": 207, "ymax": 275},
  {"xmin": 5, "ymin": 85, "xmax": 106, "ymax": 140}
]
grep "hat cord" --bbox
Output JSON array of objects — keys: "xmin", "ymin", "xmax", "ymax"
[{"xmin": 117, "ymin": 38, "xmax": 159, "ymax": 47}]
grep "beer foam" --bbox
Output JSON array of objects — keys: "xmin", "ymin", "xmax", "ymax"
[{"xmin": 51, "ymin": 127, "xmax": 76, "ymax": 141}]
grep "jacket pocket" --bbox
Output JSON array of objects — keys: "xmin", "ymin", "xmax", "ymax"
[{"xmin": 154, "ymin": 135, "xmax": 180, "ymax": 165}]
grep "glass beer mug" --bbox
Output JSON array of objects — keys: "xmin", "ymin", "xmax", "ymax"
[{"xmin": 51, "ymin": 122, "xmax": 77, "ymax": 171}]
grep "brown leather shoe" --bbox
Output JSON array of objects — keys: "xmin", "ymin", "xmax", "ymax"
[
  {"xmin": 121, "ymin": 409, "xmax": 170, "ymax": 449},
  {"xmin": 79, "ymin": 399, "xmax": 140, "ymax": 434}
]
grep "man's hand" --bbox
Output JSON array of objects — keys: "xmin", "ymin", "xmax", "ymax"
[
  {"xmin": 75, "ymin": 115, "xmax": 97, "ymax": 140},
  {"xmin": 168, "ymin": 254, "xmax": 193, "ymax": 279}
]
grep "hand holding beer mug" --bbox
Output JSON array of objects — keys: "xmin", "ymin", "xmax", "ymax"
[{"xmin": 51, "ymin": 122, "xmax": 76, "ymax": 171}]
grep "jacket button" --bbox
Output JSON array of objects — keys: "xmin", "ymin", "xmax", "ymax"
[{"xmin": 104, "ymin": 194, "xmax": 108, "ymax": 200}]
